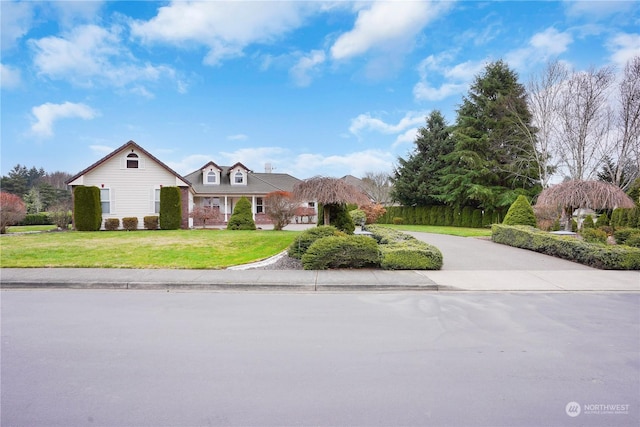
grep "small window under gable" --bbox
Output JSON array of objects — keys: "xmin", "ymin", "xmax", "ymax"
[
  {"xmin": 202, "ymin": 165, "xmax": 221, "ymax": 186},
  {"xmin": 206, "ymin": 171, "xmax": 217, "ymax": 184},
  {"xmin": 234, "ymin": 170, "xmax": 244, "ymax": 184},
  {"xmin": 126, "ymin": 153, "xmax": 139, "ymax": 169}
]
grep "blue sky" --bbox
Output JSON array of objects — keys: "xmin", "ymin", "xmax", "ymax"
[{"xmin": 1, "ymin": 0, "xmax": 639, "ymax": 180}]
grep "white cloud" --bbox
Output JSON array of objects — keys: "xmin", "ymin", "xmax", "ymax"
[
  {"xmin": 607, "ymin": 33, "xmax": 640, "ymax": 68},
  {"xmin": 48, "ymin": 1, "xmax": 106, "ymax": 27},
  {"xmin": 290, "ymin": 50, "xmax": 326, "ymax": 87},
  {"xmin": 166, "ymin": 154, "xmax": 213, "ymax": 175},
  {"xmin": 349, "ymin": 111, "xmax": 427, "ymax": 137},
  {"xmin": 0, "ymin": 63, "xmax": 21, "ymax": 89},
  {"xmin": 29, "ymin": 24, "xmax": 176, "ymax": 92},
  {"xmin": 1, "ymin": 0, "xmax": 33, "ymax": 50},
  {"xmin": 227, "ymin": 134, "xmax": 249, "ymax": 141},
  {"xmin": 291, "ymin": 150, "xmax": 395, "ymax": 178},
  {"xmin": 505, "ymin": 27, "xmax": 573, "ymax": 70},
  {"xmin": 130, "ymin": 1, "xmax": 312, "ymax": 66},
  {"xmin": 563, "ymin": 0, "xmax": 637, "ymax": 18},
  {"xmin": 330, "ymin": 1, "xmax": 453, "ymax": 60},
  {"xmin": 413, "ymin": 53, "xmax": 484, "ymax": 101},
  {"xmin": 31, "ymin": 101, "xmax": 99, "ymax": 137},
  {"xmin": 393, "ymin": 128, "xmax": 420, "ymax": 148}
]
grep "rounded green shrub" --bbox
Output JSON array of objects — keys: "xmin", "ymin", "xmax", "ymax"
[
  {"xmin": 503, "ymin": 195, "xmax": 537, "ymax": 227},
  {"xmin": 580, "ymin": 228, "xmax": 607, "ymax": 245},
  {"xmin": 379, "ymin": 240, "xmax": 443, "ymax": 270},
  {"xmin": 349, "ymin": 209, "xmax": 366, "ymax": 226},
  {"xmin": 301, "ymin": 235, "xmax": 380, "ymax": 270},
  {"xmin": 613, "ymin": 228, "xmax": 636, "ymax": 245},
  {"xmin": 288, "ymin": 226, "xmax": 339, "ymax": 259},
  {"xmin": 74, "ymin": 186, "xmax": 101, "ymax": 231},
  {"xmin": 392, "ymin": 217, "xmax": 403, "ymax": 225},
  {"xmin": 227, "ymin": 196, "xmax": 256, "ymax": 230},
  {"xmin": 159, "ymin": 187, "xmax": 182, "ymax": 230},
  {"xmin": 595, "ymin": 213, "xmax": 610, "ymax": 228},
  {"xmin": 625, "ymin": 234, "xmax": 640, "ymax": 248},
  {"xmin": 582, "ymin": 215, "xmax": 595, "ymax": 229}
]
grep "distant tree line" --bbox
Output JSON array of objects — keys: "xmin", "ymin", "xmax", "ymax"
[{"xmin": 0, "ymin": 165, "xmax": 72, "ymax": 213}]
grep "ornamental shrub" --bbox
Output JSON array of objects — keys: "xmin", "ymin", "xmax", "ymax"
[
  {"xmin": 19, "ymin": 213, "xmax": 52, "ymax": 226},
  {"xmin": 122, "ymin": 217, "xmax": 138, "ymax": 231},
  {"xmin": 317, "ymin": 203, "xmax": 355, "ymax": 233},
  {"xmin": 471, "ymin": 209, "xmax": 483, "ymax": 228},
  {"xmin": 349, "ymin": 209, "xmax": 366, "ymax": 226},
  {"xmin": 288, "ymin": 225, "xmax": 340, "ymax": 259},
  {"xmin": 503, "ymin": 195, "xmax": 537, "ymax": 227},
  {"xmin": 613, "ymin": 228, "xmax": 637, "ymax": 245},
  {"xmin": 0, "ymin": 191, "xmax": 27, "ymax": 234},
  {"xmin": 582, "ymin": 215, "xmax": 595, "ymax": 229},
  {"xmin": 301, "ymin": 235, "xmax": 380, "ymax": 270},
  {"xmin": 595, "ymin": 213, "xmax": 610, "ymax": 228},
  {"xmin": 492, "ymin": 224, "xmax": 640, "ymax": 270},
  {"xmin": 227, "ymin": 196, "xmax": 256, "ymax": 230},
  {"xmin": 104, "ymin": 218, "xmax": 120, "ymax": 231},
  {"xmin": 159, "ymin": 187, "xmax": 182, "ymax": 230},
  {"xmin": 393, "ymin": 217, "xmax": 403, "ymax": 225},
  {"xmin": 580, "ymin": 228, "xmax": 607, "ymax": 245},
  {"xmin": 144, "ymin": 216, "xmax": 159, "ymax": 230},
  {"xmin": 461, "ymin": 206, "xmax": 474, "ymax": 227},
  {"xmin": 625, "ymin": 234, "xmax": 640, "ymax": 248},
  {"xmin": 74, "ymin": 186, "xmax": 101, "ymax": 231},
  {"xmin": 365, "ymin": 224, "xmax": 443, "ymax": 270}
]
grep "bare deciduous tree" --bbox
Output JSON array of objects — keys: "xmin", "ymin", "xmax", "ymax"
[
  {"xmin": 523, "ymin": 60, "xmax": 569, "ymax": 187},
  {"xmin": 360, "ymin": 171, "xmax": 392, "ymax": 205},
  {"xmin": 556, "ymin": 66, "xmax": 615, "ymax": 180},
  {"xmin": 602, "ymin": 56, "xmax": 640, "ymax": 190},
  {"xmin": 265, "ymin": 191, "xmax": 299, "ymax": 231},
  {"xmin": 293, "ymin": 176, "xmax": 369, "ymax": 226}
]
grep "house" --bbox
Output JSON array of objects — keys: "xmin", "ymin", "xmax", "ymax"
[{"xmin": 66, "ymin": 140, "xmax": 316, "ymax": 229}]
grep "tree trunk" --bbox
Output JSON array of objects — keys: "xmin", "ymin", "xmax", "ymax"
[{"xmin": 324, "ymin": 205, "xmax": 331, "ymax": 226}]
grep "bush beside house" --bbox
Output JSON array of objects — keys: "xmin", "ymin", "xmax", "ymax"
[
  {"xmin": 74, "ymin": 186, "xmax": 101, "ymax": 231},
  {"xmin": 159, "ymin": 187, "xmax": 182, "ymax": 230},
  {"xmin": 227, "ymin": 197, "xmax": 256, "ymax": 230}
]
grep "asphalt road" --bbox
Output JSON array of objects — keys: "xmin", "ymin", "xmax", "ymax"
[{"xmin": 1, "ymin": 290, "xmax": 638, "ymax": 426}]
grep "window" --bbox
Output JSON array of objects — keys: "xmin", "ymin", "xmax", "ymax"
[
  {"xmin": 234, "ymin": 171, "xmax": 244, "ymax": 184},
  {"xmin": 308, "ymin": 202, "xmax": 315, "ymax": 208},
  {"xmin": 206, "ymin": 171, "xmax": 217, "ymax": 184},
  {"xmin": 126, "ymin": 153, "xmax": 139, "ymax": 169},
  {"xmin": 154, "ymin": 189, "xmax": 160, "ymax": 213},
  {"xmin": 100, "ymin": 188, "xmax": 110, "ymax": 213},
  {"xmin": 256, "ymin": 197, "xmax": 263, "ymax": 213}
]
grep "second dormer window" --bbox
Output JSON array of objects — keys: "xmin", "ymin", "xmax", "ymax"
[
  {"xmin": 234, "ymin": 170, "xmax": 243, "ymax": 184},
  {"xmin": 127, "ymin": 153, "xmax": 139, "ymax": 169},
  {"xmin": 206, "ymin": 171, "xmax": 217, "ymax": 184}
]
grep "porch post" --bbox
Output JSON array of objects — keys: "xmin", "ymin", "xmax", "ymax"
[
  {"xmin": 224, "ymin": 196, "xmax": 228, "ymax": 222},
  {"xmin": 252, "ymin": 195, "xmax": 256, "ymax": 220}
]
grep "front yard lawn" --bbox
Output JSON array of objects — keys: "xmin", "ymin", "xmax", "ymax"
[
  {"xmin": 1, "ymin": 229, "xmax": 299, "ymax": 269},
  {"xmin": 382, "ymin": 224, "xmax": 492, "ymax": 237}
]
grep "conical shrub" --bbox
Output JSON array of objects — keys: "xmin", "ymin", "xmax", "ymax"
[{"xmin": 503, "ymin": 195, "xmax": 537, "ymax": 227}]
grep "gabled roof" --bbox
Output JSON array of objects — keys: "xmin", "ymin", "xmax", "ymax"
[
  {"xmin": 65, "ymin": 140, "xmax": 191, "ymax": 186},
  {"xmin": 200, "ymin": 161, "xmax": 222, "ymax": 171},
  {"xmin": 228, "ymin": 162, "xmax": 251, "ymax": 173}
]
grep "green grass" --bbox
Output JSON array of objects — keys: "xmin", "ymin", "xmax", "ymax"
[
  {"xmin": 6, "ymin": 225, "xmax": 59, "ymax": 233},
  {"xmin": 1, "ymin": 229, "xmax": 299, "ymax": 269},
  {"xmin": 379, "ymin": 224, "xmax": 492, "ymax": 237}
]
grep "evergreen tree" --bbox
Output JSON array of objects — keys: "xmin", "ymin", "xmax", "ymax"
[
  {"xmin": 436, "ymin": 61, "xmax": 541, "ymax": 210},
  {"xmin": 391, "ymin": 110, "xmax": 454, "ymax": 206}
]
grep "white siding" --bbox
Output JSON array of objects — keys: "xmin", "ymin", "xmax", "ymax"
[{"xmin": 78, "ymin": 150, "xmax": 185, "ymax": 228}]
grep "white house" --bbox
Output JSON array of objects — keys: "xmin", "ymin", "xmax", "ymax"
[{"xmin": 66, "ymin": 140, "xmax": 316, "ymax": 229}]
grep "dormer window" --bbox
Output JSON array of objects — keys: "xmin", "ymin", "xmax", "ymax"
[
  {"xmin": 206, "ymin": 171, "xmax": 217, "ymax": 184},
  {"xmin": 234, "ymin": 171, "xmax": 244, "ymax": 184},
  {"xmin": 127, "ymin": 153, "xmax": 139, "ymax": 169}
]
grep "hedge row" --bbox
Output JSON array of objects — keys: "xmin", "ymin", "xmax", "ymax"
[
  {"xmin": 103, "ymin": 216, "xmax": 159, "ymax": 231},
  {"xmin": 376, "ymin": 205, "xmax": 503, "ymax": 228},
  {"xmin": 611, "ymin": 207, "xmax": 640, "ymax": 229},
  {"xmin": 19, "ymin": 213, "xmax": 53, "ymax": 226},
  {"xmin": 366, "ymin": 225, "xmax": 443, "ymax": 270},
  {"xmin": 492, "ymin": 224, "xmax": 640, "ymax": 270},
  {"xmin": 288, "ymin": 225, "xmax": 443, "ymax": 270}
]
